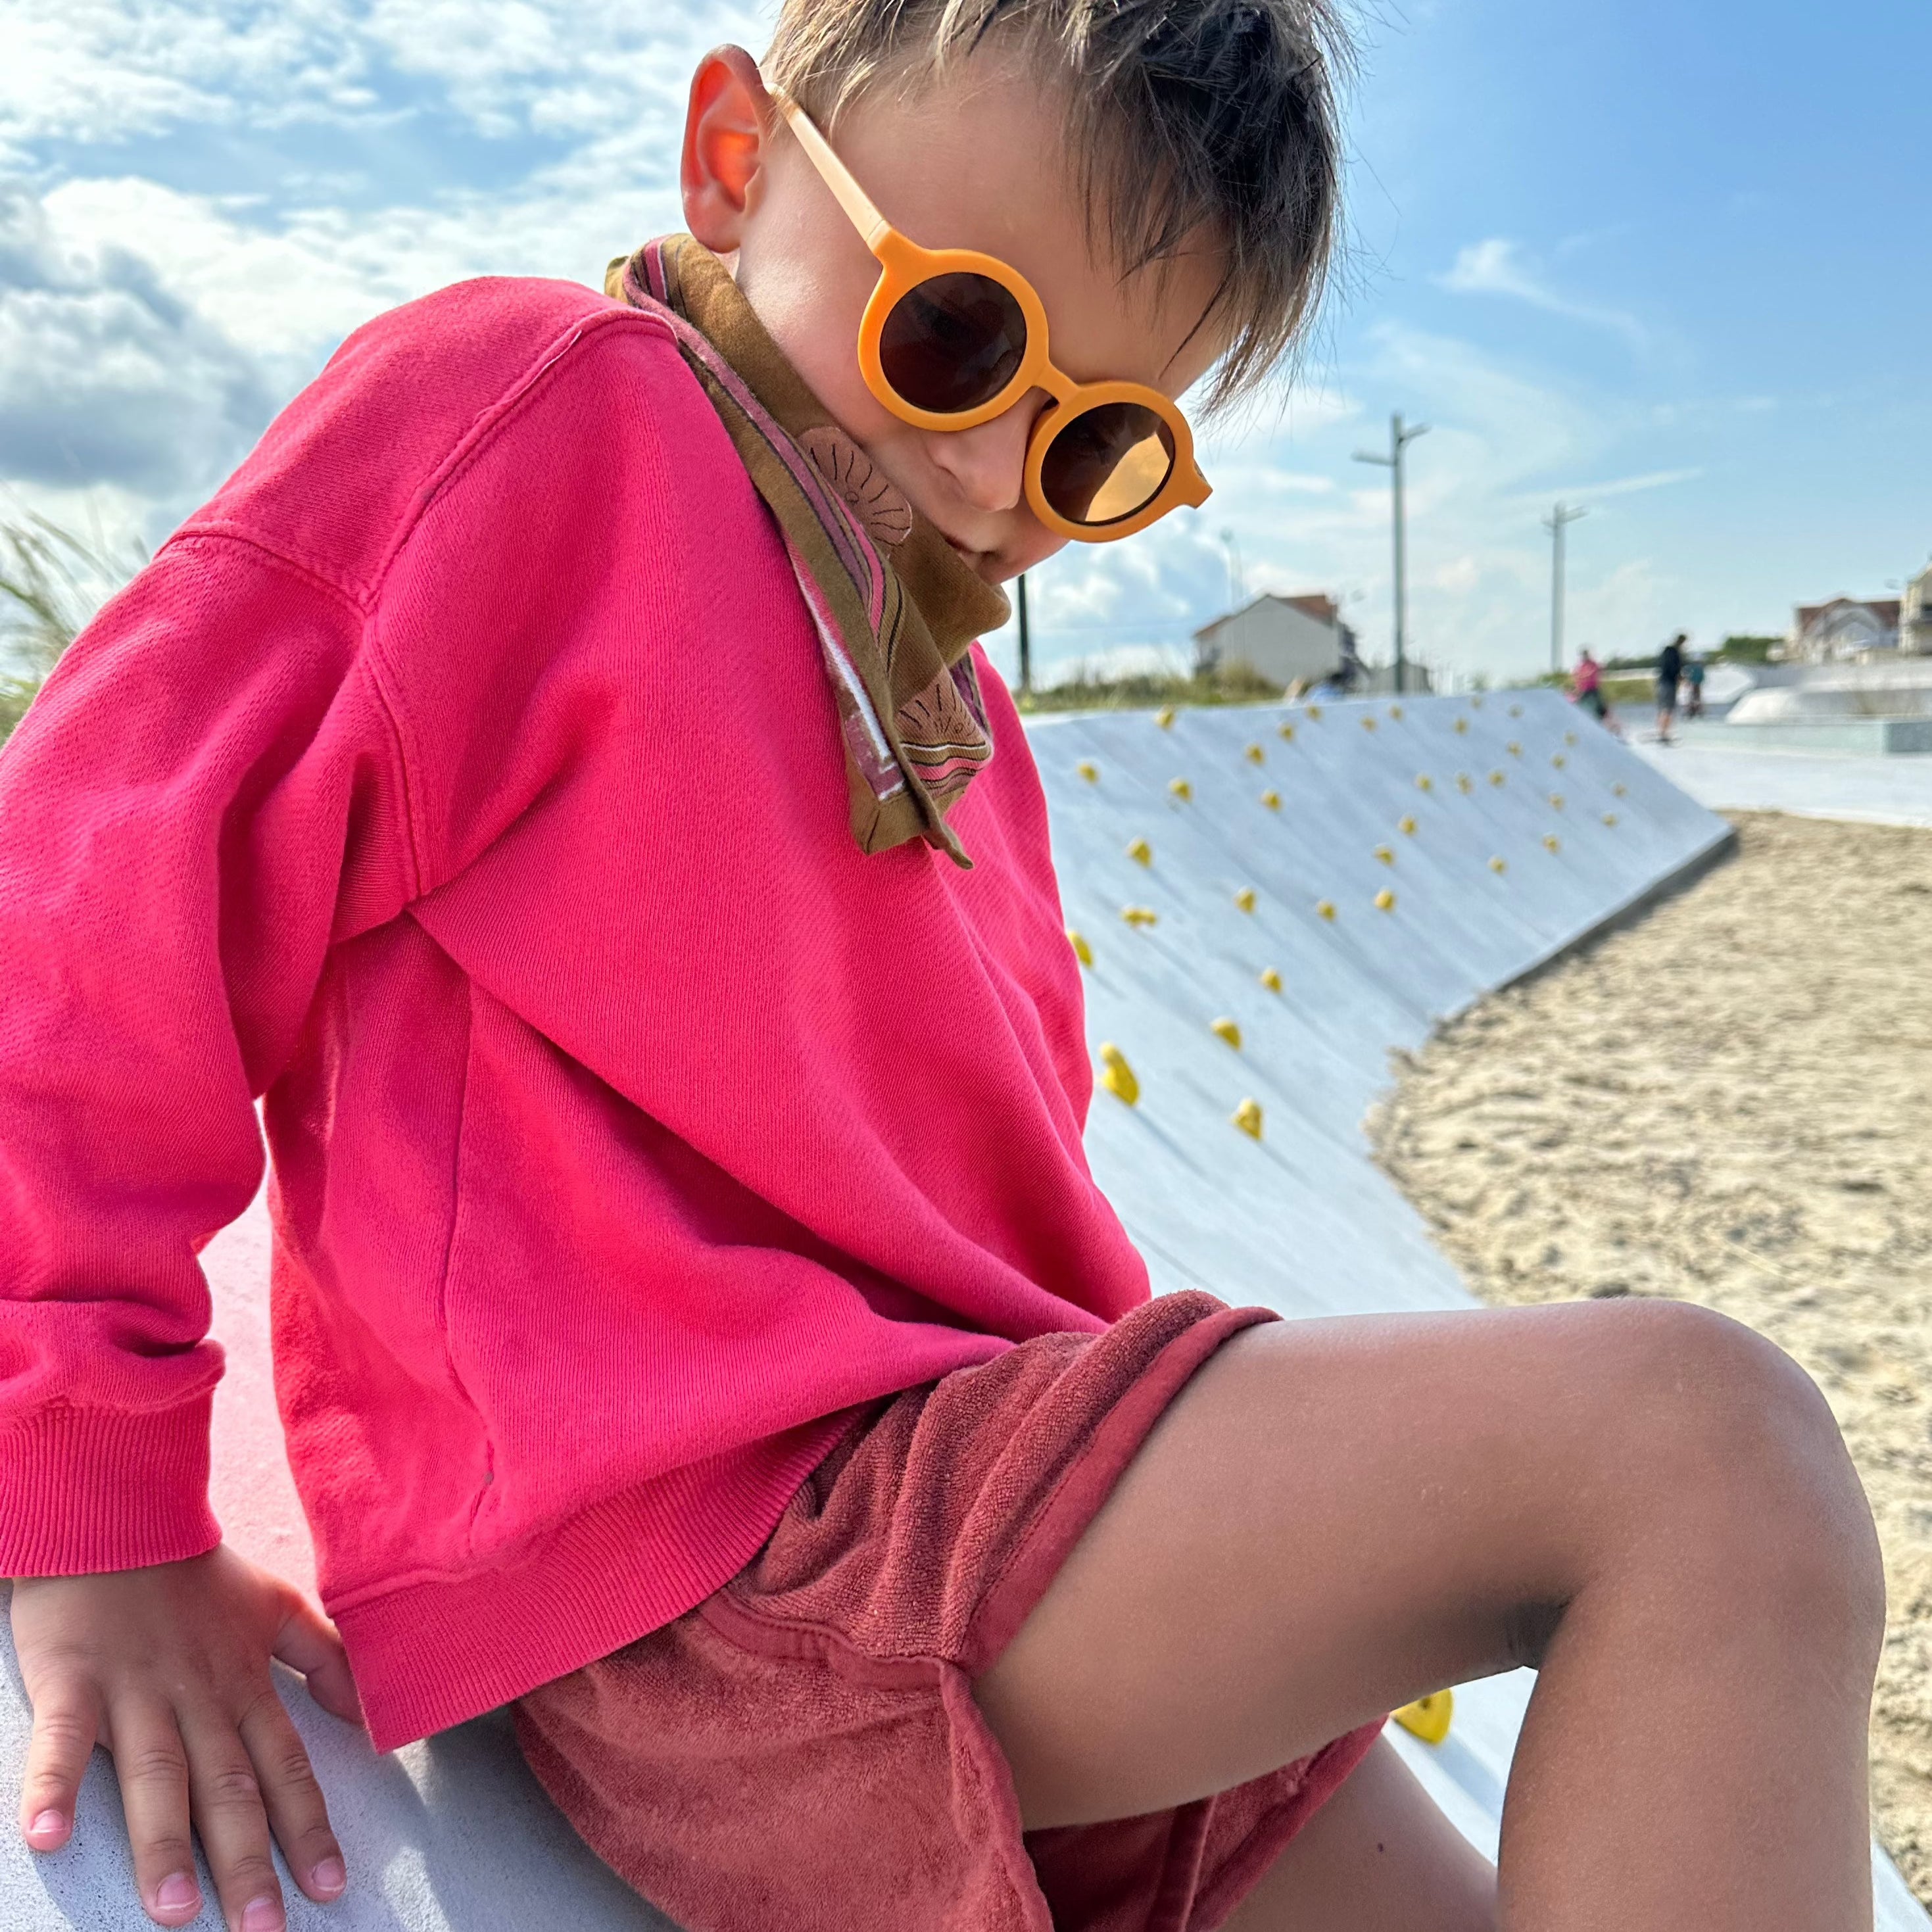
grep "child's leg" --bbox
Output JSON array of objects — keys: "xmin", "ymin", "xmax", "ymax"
[
  {"xmin": 1220, "ymin": 1735, "xmax": 1497, "ymax": 1931},
  {"xmin": 973, "ymin": 1299, "xmax": 1883, "ymax": 1931}
]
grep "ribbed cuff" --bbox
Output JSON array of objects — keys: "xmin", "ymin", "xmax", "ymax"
[{"xmin": 0, "ymin": 1397, "xmax": 220, "ymax": 1576}]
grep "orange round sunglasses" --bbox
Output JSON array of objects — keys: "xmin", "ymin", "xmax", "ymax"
[{"xmin": 771, "ymin": 88, "xmax": 1212, "ymax": 544}]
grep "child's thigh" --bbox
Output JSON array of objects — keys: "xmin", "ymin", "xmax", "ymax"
[
  {"xmin": 972, "ymin": 1296, "xmax": 1808, "ymax": 1829},
  {"xmin": 1220, "ymin": 1738, "xmax": 1495, "ymax": 1932}
]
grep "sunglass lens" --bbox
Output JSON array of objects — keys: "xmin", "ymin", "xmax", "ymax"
[
  {"xmin": 1040, "ymin": 402, "xmax": 1176, "ymax": 527},
  {"xmin": 880, "ymin": 273, "xmax": 1027, "ymax": 415}
]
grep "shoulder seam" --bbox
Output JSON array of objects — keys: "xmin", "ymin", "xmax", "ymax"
[{"xmin": 367, "ymin": 303, "xmax": 677, "ymax": 606}]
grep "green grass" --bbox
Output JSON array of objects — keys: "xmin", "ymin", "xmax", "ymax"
[
  {"xmin": 0, "ymin": 516, "xmax": 143, "ymax": 743},
  {"xmin": 1015, "ymin": 660, "xmax": 1286, "ymax": 715}
]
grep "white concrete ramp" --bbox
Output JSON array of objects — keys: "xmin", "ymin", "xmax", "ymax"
[
  {"xmin": 1041, "ymin": 690, "xmax": 1730, "ymax": 1316},
  {"xmin": 3, "ymin": 689, "xmax": 1923, "ymax": 1927}
]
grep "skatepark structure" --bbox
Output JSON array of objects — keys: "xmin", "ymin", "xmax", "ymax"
[{"xmin": 3, "ymin": 689, "xmax": 1923, "ymax": 1927}]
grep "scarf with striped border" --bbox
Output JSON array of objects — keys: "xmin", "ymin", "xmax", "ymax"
[{"xmin": 607, "ymin": 235, "xmax": 1011, "ymax": 867}]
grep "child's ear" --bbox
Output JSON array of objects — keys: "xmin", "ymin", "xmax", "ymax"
[{"xmin": 683, "ymin": 45, "xmax": 773, "ymax": 254}]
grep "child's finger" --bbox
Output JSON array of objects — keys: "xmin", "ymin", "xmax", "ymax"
[
  {"xmin": 103, "ymin": 1695, "xmax": 203, "ymax": 1927},
  {"xmin": 180, "ymin": 1705, "xmax": 285, "ymax": 1932},
  {"xmin": 237, "ymin": 1687, "xmax": 347, "ymax": 1903},
  {"xmin": 19, "ymin": 1672, "xmax": 99, "ymax": 1850},
  {"xmin": 268, "ymin": 1589, "xmax": 364, "ymax": 1729}
]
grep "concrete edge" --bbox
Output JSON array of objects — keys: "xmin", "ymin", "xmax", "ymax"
[{"xmin": 1470, "ymin": 817, "xmax": 1740, "ymax": 1011}]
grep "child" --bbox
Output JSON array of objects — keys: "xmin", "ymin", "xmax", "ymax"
[
  {"xmin": 2, "ymin": 5, "xmax": 1884, "ymax": 1931},
  {"xmin": 1572, "ymin": 646, "xmax": 1619, "ymax": 735}
]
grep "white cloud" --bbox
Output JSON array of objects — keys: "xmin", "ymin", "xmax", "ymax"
[{"xmin": 1439, "ymin": 237, "xmax": 1647, "ymax": 350}]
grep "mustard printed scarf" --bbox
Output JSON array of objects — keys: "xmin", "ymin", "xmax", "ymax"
[{"xmin": 606, "ymin": 236, "xmax": 1011, "ymax": 867}]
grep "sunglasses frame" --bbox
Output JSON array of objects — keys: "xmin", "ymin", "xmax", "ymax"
[{"xmin": 771, "ymin": 89, "xmax": 1212, "ymax": 544}]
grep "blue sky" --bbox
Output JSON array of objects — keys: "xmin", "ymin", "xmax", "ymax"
[{"xmin": 3, "ymin": 0, "xmax": 1927, "ymax": 687}]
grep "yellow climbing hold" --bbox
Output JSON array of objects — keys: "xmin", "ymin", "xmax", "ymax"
[
  {"xmin": 1121, "ymin": 905, "xmax": 1160, "ymax": 928},
  {"xmin": 1098, "ymin": 1042, "xmax": 1140, "ymax": 1106},
  {"xmin": 1316, "ymin": 899, "xmax": 1337, "ymax": 922},
  {"xmin": 1067, "ymin": 929, "xmax": 1094, "ymax": 967},
  {"xmin": 1392, "ymin": 1691, "xmax": 1454, "ymax": 1745},
  {"xmin": 1489, "ymin": 857, "xmax": 1507, "ymax": 874},
  {"xmin": 1550, "ymin": 793, "xmax": 1565, "ymax": 810},
  {"xmin": 1552, "ymin": 752, "xmax": 1566, "ymax": 769},
  {"xmin": 1169, "ymin": 777, "xmax": 1194, "ymax": 802},
  {"xmin": 1507, "ymin": 741, "xmax": 1522, "ymax": 757},
  {"xmin": 1564, "ymin": 731, "xmax": 1578, "ymax": 744},
  {"xmin": 1305, "ymin": 703, "xmax": 1322, "ymax": 721},
  {"xmin": 1210, "ymin": 1017, "xmax": 1243, "ymax": 1050},
  {"xmin": 1398, "ymin": 815, "xmax": 1418, "ymax": 836},
  {"xmin": 1231, "ymin": 1097, "xmax": 1263, "ymax": 1140},
  {"xmin": 1361, "ymin": 715, "xmax": 1378, "ymax": 732},
  {"xmin": 1488, "ymin": 770, "xmax": 1505, "ymax": 787},
  {"xmin": 1389, "ymin": 704, "xmax": 1404, "ymax": 719},
  {"xmin": 1416, "ymin": 773, "xmax": 1434, "ymax": 792},
  {"xmin": 1076, "ymin": 760, "xmax": 1099, "ymax": 783},
  {"xmin": 1234, "ymin": 886, "xmax": 1257, "ymax": 914},
  {"xmin": 1260, "ymin": 788, "xmax": 1282, "ymax": 810},
  {"xmin": 1603, "ymin": 812, "xmax": 1619, "ymax": 827},
  {"xmin": 1374, "ymin": 844, "xmax": 1395, "ymax": 866},
  {"xmin": 1470, "ymin": 694, "xmax": 1485, "ymax": 709},
  {"xmin": 1259, "ymin": 966, "xmax": 1283, "ymax": 993},
  {"xmin": 1278, "ymin": 721, "xmax": 1296, "ymax": 742},
  {"xmin": 1155, "ymin": 706, "xmax": 1176, "ymax": 729},
  {"xmin": 1544, "ymin": 834, "xmax": 1561, "ymax": 854},
  {"xmin": 1612, "ymin": 782, "xmax": 1628, "ymax": 796},
  {"xmin": 1127, "ymin": 837, "xmax": 1153, "ymax": 866},
  {"xmin": 1509, "ymin": 704, "xmax": 1524, "ymax": 718},
  {"xmin": 1374, "ymin": 887, "xmax": 1396, "ymax": 912},
  {"xmin": 1245, "ymin": 742, "xmax": 1266, "ymax": 765},
  {"xmin": 1456, "ymin": 773, "xmax": 1473, "ymax": 794},
  {"xmin": 1453, "ymin": 717, "xmax": 1469, "ymax": 735}
]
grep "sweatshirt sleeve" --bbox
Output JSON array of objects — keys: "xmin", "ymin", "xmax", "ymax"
[{"xmin": 0, "ymin": 533, "xmax": 417, "ymax": 1575}]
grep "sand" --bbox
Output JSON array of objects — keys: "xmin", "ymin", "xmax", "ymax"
[{"xmin": 1368, "ymin": 810, "xmax": 1932, "ymax": 1902}]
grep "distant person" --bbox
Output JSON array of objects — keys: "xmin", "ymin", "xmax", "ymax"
[
  {"xmin": 1572, "ymin": 647, "xmax": 1620, "ymax": 734},
  {"xmin": 1684, "ymin": 652, "xmax": 1706, "ymax": 720},
  {"xmin": 1655, "ymin": 632, "xmax": 1687, "ymax": 743}
]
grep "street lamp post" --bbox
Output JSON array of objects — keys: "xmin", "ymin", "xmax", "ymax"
[
  {"xmin": 1543, "ymin": 502, "xmax": 1587, "ymax": 675},
  {"xmin": 1017, "ymin": 570, "xmax": 1032, "ymax": 698},
  {"xmin": 1354, "ymin": 413, "xmax": 1430, "ymax": 695}
]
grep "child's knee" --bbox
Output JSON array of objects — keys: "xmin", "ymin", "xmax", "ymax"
[{"xmin": 1593, "ymin": 1300, "xmax": 1882, "ymax": 1641}]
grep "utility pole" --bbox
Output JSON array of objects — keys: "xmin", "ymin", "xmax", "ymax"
[
  {"xmin": 1017, "ymin": 571, "xmax": 1032, "ymax": 698},
  {"xmin": 1543, "ymin": 502, "xmax": 1587, "ymax": 675},
  {"xmin": 1353, "ymin": 413, "xmax": 1430, "ymax": 695}
]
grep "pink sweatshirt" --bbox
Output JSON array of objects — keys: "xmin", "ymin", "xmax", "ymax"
[{"xmin": 0, "ymin": 278, "xmax": 1151, "ymax": 1750}]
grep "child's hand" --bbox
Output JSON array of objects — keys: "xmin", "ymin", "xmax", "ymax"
[{"xmin": 10, "ymin": 1545, "xmax": 362, "ymax": 1929}]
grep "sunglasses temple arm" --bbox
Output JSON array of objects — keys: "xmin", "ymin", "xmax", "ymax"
[{"xmin": 772, "ymin": 91, "xmax": 894, "ymax": 254}]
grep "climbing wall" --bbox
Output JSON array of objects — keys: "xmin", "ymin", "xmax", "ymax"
[{"xmin": 1036, "ymin": 688, "xmax": 1729, "ymax": 1316}]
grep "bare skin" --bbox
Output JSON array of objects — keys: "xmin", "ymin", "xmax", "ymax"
[
  {"xmin": 975, "ymin": 1299, "xmax": 1885, "ymax": 1929},
  {"xmin": 8, "ymin": 44, "xmax": 1886, "ymax": 1932}
]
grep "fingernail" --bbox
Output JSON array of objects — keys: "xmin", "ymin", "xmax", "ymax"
[
  {"xmin": 240, "ymin": 1896, "xmax": 285, "ymax": 1932},
  {"xmin": 310, "ymin": 1854, "xmax": 346, "ymax": 1897},
  {"xmin": 154, "ymin": 1871, "xmax": 201, "ymax": 1915},
  {"xmin": 28, "ymin": 1807, "xmax": 65, "ymax": 1841}
]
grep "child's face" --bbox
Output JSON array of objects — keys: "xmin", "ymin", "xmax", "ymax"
[{"xmin": 683, "ymin": 47, "xmax": 1230, "ymax": 586}]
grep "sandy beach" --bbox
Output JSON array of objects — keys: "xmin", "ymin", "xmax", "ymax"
[{"xmin": 1369, "ymin": 809, "xmax": 1932, "ymax": 1902}]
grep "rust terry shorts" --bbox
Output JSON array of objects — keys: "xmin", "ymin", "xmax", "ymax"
[{"xmin": 514, "ymin": 1292, "xmax": 1383, "ymax": 1932}]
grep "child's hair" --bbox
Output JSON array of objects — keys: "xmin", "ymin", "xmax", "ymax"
[{"xmin": 764, "ymin": 0, "xmax": 1350, "ymax": 409}]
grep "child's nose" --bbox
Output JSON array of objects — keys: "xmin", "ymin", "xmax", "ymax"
[{"xmin": 924, "ymin": 392, "xmax": 1050, "ymax": 517}]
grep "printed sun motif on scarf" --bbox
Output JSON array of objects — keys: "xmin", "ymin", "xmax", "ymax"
[{"xmin": 607, "ymin": 237, "xmax": 1008, "ymax": 867}]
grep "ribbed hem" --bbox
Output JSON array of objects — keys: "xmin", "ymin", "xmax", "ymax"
[
  {"xmin": 0, "ymin": 1397, "xmax": 220, "ymax": 1576},
  {"xmin": 337, "ymin": 1413, "xmax": 855, "ymax": 1752}
]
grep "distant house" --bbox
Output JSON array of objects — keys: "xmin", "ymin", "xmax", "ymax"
[
  {"xmin": 1788, "ymin": 598, "xmax": 1902, "ymax": 662},
  {"xmin": 1904, "ymin": 562, "xmax": 1932, "ymax": 657},
  {"xmin": 1194, "ymin": 593, "xmax": 1361, "ymax": 689},
  {"xmin": 1193, "ymin": 592, "xmax": 1432, "ymax": 694}
]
